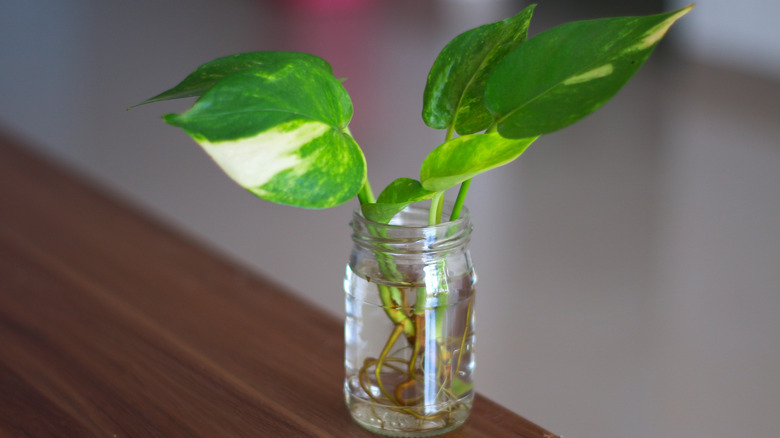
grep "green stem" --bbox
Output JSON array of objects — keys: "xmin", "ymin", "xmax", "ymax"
[
  {"xmin": 414, "ymin": 287, "xmax": 427, "ymax": 315},
  {"xmin": 445, "ymin": 124, "xmax": 455, "ymax": 142},
  {"xmin": 446, "ymin": 123, "xmax": 496, "ymax": 222},
  {"xmin": 429, "ymin": 192, "xmax": 444, "ymax": 225},
  {"xmin": 356, "ymin": 177, "xmax": 416, "ymax": 339},
  {"xmin": 449, "ymin": 179, "xmax": 471, "ymax": 221},
  {"xmin": 357, "ymin": 178, "xmax": 375, "ymax": 205}
]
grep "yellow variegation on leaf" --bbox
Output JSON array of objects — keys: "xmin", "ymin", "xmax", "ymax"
[
  {"xmin": 142, "ymin": 54, "xmax": 366, "ymax": 209},
  {"xmin": 485, "ymin": 5, "xmax": 693, "ymax": 139}
]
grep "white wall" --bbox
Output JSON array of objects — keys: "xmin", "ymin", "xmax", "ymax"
[{"xmin": 670, "ymin": 0, "xmax": 780, "ymax": 78}]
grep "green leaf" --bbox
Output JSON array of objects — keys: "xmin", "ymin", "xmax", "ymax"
[
  {"xmin": 361, "ymin": 178, "xmax": 437, "ymax": 223},
  {"xmin": 452, "ymin": 377, "xmax": 474, "ymax": 396},
  {"xmin": 130, "ymin": 52, "xmax": 333, "ymax": 108},
  {"xmin": 420, "ymin": 133, "xmax": 537, "ymax": 192},
  {"xmin": 485, "ymin": 5, "xmax": 693, "ymax": 139},
  {"xmin": 422, "ymin": 5, "xmax": 535, "ymax": 135},
  {"xmin": 162, "ymin": 58, "xmax": 366, "ymax": 209}
]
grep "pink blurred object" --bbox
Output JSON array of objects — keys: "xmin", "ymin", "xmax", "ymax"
[{"xmin": 283, "ymin": 0, "xmax": 374, "ymax": 15}]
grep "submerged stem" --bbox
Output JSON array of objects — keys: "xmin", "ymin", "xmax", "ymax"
[
  {"xmin": 379, "ymin": 286, "xmax": 416, "ymax": 339},
  {"xmin": 375, "ymin": 323, "xmax": 406, "ymax": 404},
  {"xmin": 455, "ymin": 294, "xmax": 474, "ymax": 374}
]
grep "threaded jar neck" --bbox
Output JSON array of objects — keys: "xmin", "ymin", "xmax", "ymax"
[{"xmin": 351, "ymin": 203, "xmax": 472, "ymax": 255}]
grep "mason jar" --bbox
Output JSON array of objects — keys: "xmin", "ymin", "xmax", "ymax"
[{"xmin": 344, "ymin": 203, "xmax": 477, "ymax": 436}]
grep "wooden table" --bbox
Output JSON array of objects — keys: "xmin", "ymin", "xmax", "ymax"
[{"xmin": 0, "ymin": 130, "xmax": 557, "ymax": 437}]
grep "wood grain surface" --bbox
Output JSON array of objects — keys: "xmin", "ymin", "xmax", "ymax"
[{"xmin": 0, "ymin": 130, "xmax": 557, "ymax": 437}]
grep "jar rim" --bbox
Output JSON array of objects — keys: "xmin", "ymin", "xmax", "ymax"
[
  {"xmin": 351, "ymin": 202, "xmax": 472, "ymax": 254},
  {"xmin": 353, "ymin": 201, "xmax": 470, "ymax": 230}
]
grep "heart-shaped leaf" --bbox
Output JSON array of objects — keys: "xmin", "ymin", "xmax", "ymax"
[
  {"xmin": 162, "ymin": 58, "xmax": 366, "ymax": 209},
  {"xmin": 361, "ymin": 178, "xmax": 437, "ymax": 223},
  {"xmin": 422, "ymin": 5, "xmax": 535, "ymax": 135},
  {"xmin": 131, "ymin": 52, "xmax": 333, "ymax": 108},
  {"xmin": 486, "ymin": 5, "xmax": 693, "ymax": 139},
  {"xmin": 420, "ymin": 133, "xmax": 537, "ymax": 192}
]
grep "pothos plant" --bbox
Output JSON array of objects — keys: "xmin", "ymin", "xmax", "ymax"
[
  {"xmin": 133, "ymin": 4, "xmax": 692, "ymax": 226},
  {"xmin": 133, "ymin": 4, "xmax": 692, "ymax": 430}
]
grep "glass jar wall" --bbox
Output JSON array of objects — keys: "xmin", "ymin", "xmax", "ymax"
[{"xmin": 344, "ymin": 204, "xmax": 476, "ymax": 437}]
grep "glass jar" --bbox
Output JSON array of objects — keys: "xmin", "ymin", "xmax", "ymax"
[{"xmin": 344, "ymin": 203, "xmax": 477, "ymax": 437}]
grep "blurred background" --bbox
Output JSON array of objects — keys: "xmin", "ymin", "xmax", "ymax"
[{"xmin": 1, "ymin": 1, "xmax": 778, "ymax": 437}]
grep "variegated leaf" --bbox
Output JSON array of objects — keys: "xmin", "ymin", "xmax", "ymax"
[
  {"xmin": 132, "ymin": 52, "xmax": 332, "ymax": 107},
  {"xmin": 361, "ymin": 178, "xmax": 437, "ymax": 223},
  {"xmin": 420, "ymin": 133, "xmax": 537, "ymax": 192},
  {"xmin": 486, "ymin": 5, "xmax": 693, "ymax": 138},
  {"xmin": 422, "ymin": 5, "xmax": 535, "ymax": 135},
  {"xmin": 162, "ymin": 58, "xmax": 365, "ymax": 209}
]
